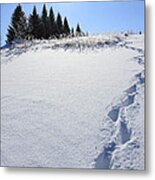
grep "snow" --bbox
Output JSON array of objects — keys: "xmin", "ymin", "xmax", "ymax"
[{"xmin": 1, "ymin": 33, "xmax": 144, "ymax": 169}]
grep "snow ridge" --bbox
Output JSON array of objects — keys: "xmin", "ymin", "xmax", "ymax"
[{"xmin": 1, "ymin": 34, "xmax": 124, "ymax": 64}]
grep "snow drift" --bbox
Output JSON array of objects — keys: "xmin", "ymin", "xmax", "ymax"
[{"xmin": 1, "ymin": 33, "xmax": 145, "ymax": 169}]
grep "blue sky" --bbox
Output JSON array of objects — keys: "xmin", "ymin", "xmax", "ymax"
[{"xmin": 0, "ymin": 1, "xmax": 144, "ymax": 45}]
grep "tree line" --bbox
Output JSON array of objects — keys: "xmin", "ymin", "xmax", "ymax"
[{"xmin": 6, "ymin": 4, "xmax": 84, "ymax": 44}]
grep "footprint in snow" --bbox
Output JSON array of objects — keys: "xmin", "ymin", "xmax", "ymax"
[
  {"xmin": 108, "ymin": 107, "xmax": 120, "ymax": 122},
  {"xmin": 120, "ymin": 120, "xmax": 132, "ymax": 144},
  {"xmin": 122, "ymin": 94, "xmax": 135, "ymax": 107},
  {"xmin": 95, "ymin": 141, "xmax": 116, "ymax": 169}
]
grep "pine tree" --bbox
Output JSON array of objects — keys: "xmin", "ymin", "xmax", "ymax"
[
  {"xmin": 9, "ymin": 4, "xmax": 27, "ymax": 42},
  {"xmin": 71, "ymin": 27, "xmax": 74, "ymax": 37},
  {"xmin": 49, "ymin": 7, "xmax": 57, "ymax": 37},
  {"xmin": 76, "ymin": 23, "xmax": 81, "ymax": 36},
  {"xmin": 6, "ymin": 26, "xmax": 15, "ymax": 43},
  {"xmin": 63, "ymin": 17, "xmax": 70, "ymax": 36},
  {"xmin": 37, "ymin": 19, "xmax": 45, "ymax": 39},
  {"xmin": 41, "ymin": 4, "xmax": 50, "ymax": 39},
  {"xmin": 56, "ymin": 13, "xmax": 64, "ymax": 37},
  {"xmin": 28, "ymin": 6, "xmax": 40, "ymax": 39}
]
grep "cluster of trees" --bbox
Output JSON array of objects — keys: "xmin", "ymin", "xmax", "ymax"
[{"xmin": 6, "ymin": 4, "xmax": 83, "ymax": 44}]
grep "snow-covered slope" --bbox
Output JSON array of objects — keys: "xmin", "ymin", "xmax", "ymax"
[{"xmin": 1, "ymin": 34, "xmax": 144, "ymax": 169}]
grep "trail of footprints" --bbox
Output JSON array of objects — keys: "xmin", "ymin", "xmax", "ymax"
[{"xmin": 95, "ymin": 52, "xmax": 144, "ymax": 169}]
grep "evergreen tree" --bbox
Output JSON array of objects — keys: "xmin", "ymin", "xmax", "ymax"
[
  {"xmin": 10, "ymin": 4, "xmax": 27, "ymax": 41},
  {"xmin": 6, "ymin": 25, "xmax": 15, "ymax": 43},
  {"xmin": 41, "ymin": 4, "xmax": 50, "ymax": 39},
  {"xmin": 76, "ymin": 23, "xmax": 82, "ymax": 36},
  {"xmin": 37, "ymin": 19, "xmax": 45, "ymax": 39},
  {"xmin": 49, "ymin": 7, "xmax": 57, "ymax": 38},
  {"xmin": 6, "ymin": 4, "xmax": 27, "ymax": 43},
  {"xmin": 63, "ymin": 17, "xmax": 70, "ymax": 36},
  {"xmin": 71, "ymin": 27, "xmax": 74, "ymax": 37},
  {"xmin": 28, "ymin": 6, "xmax": 40, "ymax": 39},
  {"xmin": 56, "ymin": 13, "xmax": 64, "ymax": 37}
]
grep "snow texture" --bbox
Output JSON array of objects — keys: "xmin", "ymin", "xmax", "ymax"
[{"xmin": 1, "ymin": 33, "xmax": 144, "ymax": 169}]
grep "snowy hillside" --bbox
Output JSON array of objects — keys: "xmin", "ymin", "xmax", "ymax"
[{"xmin": 1, "ymin": 33, "xmax": 145, "ymax": 169}]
